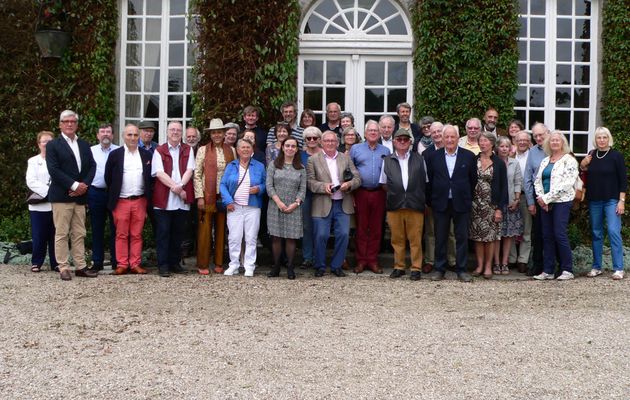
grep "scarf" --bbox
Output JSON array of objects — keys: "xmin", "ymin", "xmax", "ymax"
[{"xmin": 203, "ymin": 143, "xmax": 235, "ymax": 204}]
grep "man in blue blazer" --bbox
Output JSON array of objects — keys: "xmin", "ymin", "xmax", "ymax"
[
  {"xmin": 104, "ymin": 124, "xmax": 153, "ymax": 275},
  {"xmin": 46, "ymin": 110, "xmax": 97, "ymax": 281},
  {"xmin": 426, "ymin": 124, "xmax": 477, "ymax": 282}
]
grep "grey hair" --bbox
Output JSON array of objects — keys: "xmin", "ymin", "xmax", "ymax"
[
  {"xmin": 480, "ymin": 131, "xmax": 497, "ymax": 147},
  {"xmin": 364, "ymin": 119, "xmax": 379, "ymax": 132},
  {"xmin": 592, "ymin": 126, "xmax": 614, "ymax": 148},
  {"xmin": 59, "ymin": 110, "xmax": 78, "ymax": 122},
  {"xmin": 224, "ymin": 122, "xmax": 240, "ymax": 134},
  {"xmin": 466, "ymin": 118, "xmax": 481, "ymax": 129},
  {"xmin": 303, "ymin": 126, "xmax": 322, "ymax": 138}
]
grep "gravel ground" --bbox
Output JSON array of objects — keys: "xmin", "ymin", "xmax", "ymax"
[{"xmin": 0, "ymin": 264, "xmax": 628, "ymax": 400}]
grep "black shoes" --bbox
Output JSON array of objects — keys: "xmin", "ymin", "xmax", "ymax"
[
  {"xmin": 287, "ymin": 266, "xmax": 296, "ymax": 280},
  {"xmin": 170, "ymin": 264, "xmax": 186, "ymax": 274},
  {"xmin": 314, "ymin": 269, "xmax": 325, "ymax": 277},
  {"xmin": 267, "ymin": 265, "xmax": 281, "ymax": 278},
  {"xmin": 75, "ymin": 268, "xmax": 98, "ymax": 278},
  {"xmin": 410, "ymin": 271, "xmax": 422, "ymax": 281},
  {"xmin": 332, "ymin": 269, "xmax": 346, "ymax": 277},
  {"xmin": 159, "ymin": 267, "xmax": 171, "ymax": 277},
  {"xmin": 390, "ymin": 269, "xmax": 405, "ymax": 279},
  {"xmin": 431, "ymin": 271, "xmax": 446, "ymax": 281}
]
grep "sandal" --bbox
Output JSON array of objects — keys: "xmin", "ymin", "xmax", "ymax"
[
  {"xmin": 492, "ymin": 264, "xmax": 501, "ymax": 275},
  {"xmin": 31, "ymin": 265, "xmax": 41, "ymax": 273},
  {"xmin": 501, "ymin": 264, "xmax": 510, "ymax": 275}
]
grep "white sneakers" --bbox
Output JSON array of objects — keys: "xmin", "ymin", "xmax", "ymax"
[
  {"xmin": 244, "ymin": 269, "xmax": 254, "ymax": 277},
  {"xmin": 612, "ymin": 270, "xmax": 625, "ymax": 280},
  {"xmin": 223, "ymin": 266, "xmax": 239, "ymax": 276},
  {"xmin": 533, "ymin": 271, "xmax": 574, "ymax": 280},
  {"xmin": 586, "ymin": 269, "xmax": 603, "ymax": 277}
]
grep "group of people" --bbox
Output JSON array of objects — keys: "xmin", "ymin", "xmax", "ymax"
[{"xmin": 26, "ymin": 104, "xmax": 626, "ymax": 281}]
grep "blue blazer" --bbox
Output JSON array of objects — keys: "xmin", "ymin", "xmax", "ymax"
[
  {"xmin": 220, "ymin": 158, "xmax": 266, "ymax": 208},
  {"xmin": 426, "ymin": 147, "xmax": 477, "ymax": 213},
  {"xmin": 104, "ymin": 146, "xmax": 154, "ymax": 211},
  {"xmin": 46, "ymin": 136, "xmax": 96, "ymax": 204}
]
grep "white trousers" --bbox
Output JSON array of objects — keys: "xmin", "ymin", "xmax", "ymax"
[{"xmin": 227, "ymin": 204, "xmax": 260, "ymax": 271}]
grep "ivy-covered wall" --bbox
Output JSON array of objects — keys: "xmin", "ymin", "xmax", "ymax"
[
  {"xmin": 0, "ymin": 0, "xmax": 117, "ymax": 238},
  {"xmin": 191, "ymin": 0, "xmax": 300, "ymax": 131},
  {"xmin": 411, "ymin": 0, "xmax": 520, "ymax": 128}
]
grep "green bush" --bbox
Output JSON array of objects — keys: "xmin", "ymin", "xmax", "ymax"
[{"xmin": 0, "ymin": 212, "xmax": 31, "ymax": 243}]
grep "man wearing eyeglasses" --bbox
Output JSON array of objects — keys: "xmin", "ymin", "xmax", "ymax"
[
  {"xmin": 318, "ymin": 102, "xmax": 342, "ymax": 138},
  {"xmin": 379, "ymin": 129, "xmax": 427, "ymax": 281},
  {"xmin": 46, "ymin": 110, "xmax": 97, "ymax": 281},
  {"xmin": 458, "ymin": 117, "xmax": 482, "ymax": 155},
  {"xmin": 265, "ymin": 101, "xmax": 305, "ymax": 149}
]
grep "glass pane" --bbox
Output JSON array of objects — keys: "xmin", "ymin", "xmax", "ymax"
[
  {"xmin": 574, "ymin": 111, "xmax": 589, "ymax": 131},
  {"xmin": 326, "ymin": 24, "xmax": 344, "ymax": 33},
  {"xmin": 518, "ymin": 18, "xmax": 527, "ymax": 37},
  {"xmin": 186, "ymin": 69, "xmax": 193, "ymax": 92},
  {"xmin": 556, "ymin": 89, "xmax": 571, "ymax": 108},
  {"xmin": 515, "ymin": 110, "xmax": 526, "ymax": 126},
  {"xmin": 556, "ymin": 64, "xmax": 571, "ymax": 84},
  {"xmin": 127, "ymin": 18, "xmax": 142, "ymax": 40},
  {"xmin": 146, "ymin": 0, "xmax": 161, "ymax": 15},
  {"xmin": 515, "ymin": 87, "xmax": 527, "ymax": 107},
  {"xmin": 530, "ymin": 0, "xmax": 545, "ymax": 15},
  {"xmin": 387, "ymin": 89, "xmax": 406, "ymax": 113},
  {"xmin": 326, "ymin": 61, "xmax": 345, "ymax": 84},
  {"xmin": 519, "ymin": 0, "xmax": 527, "ymax": 14},
  {"xmin": 186, "ymin": 95, "xmax": 193, "ymax": 118},
  {"xmin": 530, "ymin": 41, "xmax": 545, "ymax": 61},
  {"xmin": 187, "ymin": 43, "xmax": 197, "ymax": 65},
  {"xmin": 575, "ymin": 42, "xmax": 590, "ymax": 62},
  {"xmin": 556, "ymin": 42, "xmax": 572, "ymax": 62},
  {"xmin": 374, "ymin": 0, "xmax": 396, "ymax": 18},
  {"xmin": 168, "ymin": 95, "xmax": 183, "ymax": 118},
  {"xmin": 168, "ymin": 69, "xmax": 184, "ymax": 92},
  {"xmin": 304, "ymin": 60, "xmax": 323, "ymax": 84},
  {"xmin": 126, "ymin": 44, "xmax": 141, "ymax": 66},
  {"xmin": 170, "ymin": 17, "xmax": 185, "ymax": 41},
  {"xmin": 327, "ymin": 88, "xmax": 345, "ymax": 109},
  {"xmin": 388, "ymin": 62, "xmax": 407, "ymax": 85},
  {"xmin": 332, "ymin": 16, "xmax": 349, "ymax": 32},
  {"xmin": 574, "ymin": 88, "xmax": 589, "ymax": 108},
  {"xmin": 555, "ymin": 110, "xmax": 570, "ymax": 130},
  {"xmin": 125, "ymin": 95, "xmax": 141, "ymax": 117},
  {"xmin": 576, "ymin": 1, "xmax": 590, "ymax": 16},
  {"xmin": 364, "ymin": 16, "xmax": 378, "ymax": 30},
  {"xmin": 145, "ymin": 43, "xmax": 160, "ymax": 67},
  {"xmin": 338, "ymin": 0, "xmax": 354, "ymax": 10},
  {"xmin": 529, "ymin": 64, "xmax": 544, "ymax": 84},
  {"xmin": 357, "ymin": 11, "xmax": 368, "ymax": 28},
  {"xmin": 126, "ymin": 69, "xmax": 141, "ymax": 91},
  {"xmin": 365, "ymin": 89, "xmax": 384, "ymax": 112},
  {"xmin": 315, "ymin": 0, "xmax": 337, "ymax": 19},
  {"xmin": 557, "ymin": 1, "xmax": 572, "ymax": 16},
  {"xmin": 127, "ymin": 0, "xmax": 142, "ymax": 16},
  {"xmin": 573, "ymin": 134, "xmax": 588, "ymax": 154},
  {"xmin": 386, "ymin": 15, "xmax": 406, "ymax": 35},
  {"xmin": 529, "ymin": 87, "xmax": 544, "ymax": 107},
  {"xmin": 518, "ymin": 41, "xmax": 527, "ymax": 61},
  {"xmin": 169, "ymin": 43, "xmax": 185, "ymax": 66},
  {"xmin": 368, "ymin": 25, "xmax": 386, "ymax": 35},
  {"xmin": 144, "ymin": 95, "xmax": 159, "ymax": 118},
  {"xmin": 144, "ymin": 69, "xmax": 160, "ymax": 92},
  {"xmin": 146, "ymin": 18, "xmax": 161, "ymax": 41},
  {"xmin": 170, "ymin": 0, "xmax": 186, "ymax": 15},
  {"xmin": 304, "ymin": 87, "xmax": 323, "ymax": 110},
  {"xmin": 530, "ymin": 18, "xmax": 545, "ymax": 38},
  {"xmin": 557, "ymin": 19, "xmax": 572, "ymax": 39},
  {"xmin": 365, "ymin": 62, "xmax": 384, "ymax": 85},
  {"xmin": 517, "ymin": 64, "xmax": 526, "ymax": 83},
  {"xmin": 529, "ymin": 110, "xmax": 544, "ymax": 126},
  {"xmin": 574, "ymin": 65, "xmax": 590, "ymax": 85},
  {"xmin": 576, "ymin": 19, "xmax": 590, "ymax": 39},
  {"xmin": 304, "ymin": 16, "xmax": 325, "ymax": 34}
]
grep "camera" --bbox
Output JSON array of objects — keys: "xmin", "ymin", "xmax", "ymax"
[{"xmin": 330, "ymin": 184, "xmax": 341, "ymax": 193}]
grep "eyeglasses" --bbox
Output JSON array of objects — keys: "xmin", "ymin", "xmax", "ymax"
[
  {"xmin": 395, "ymin": 137, "xmax": 410, "ymax": 142},
  {"xmin": 305, "ymin": 136, "xmax": 319, "ymax": 141},
  {"xmin": 61, "ymin": 120, "xmax": 77, "ymax": 124},
  {"xmin": 284, "ymin": 144, "xmax": 297, "ymax": 149}
]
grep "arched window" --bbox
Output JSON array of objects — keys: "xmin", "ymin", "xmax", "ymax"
[{"xmin": 299, "ymin": 0, "xmax": 413, "ymax": 132}]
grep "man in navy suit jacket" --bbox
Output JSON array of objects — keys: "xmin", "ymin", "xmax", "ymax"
[
  {"xmin": 104, "ymin": 124, "xmax": 153, "ymax": 275},
  {"xmin": 426, "ymin": 124, "xmax": 477, "ymax": 282},
  {"xmin": 46, "ymin": 110, "xmax": 97, "ymax": 281}
]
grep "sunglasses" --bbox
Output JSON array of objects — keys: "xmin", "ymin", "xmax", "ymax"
[
  {"xmin": 305, "ymin": 136, "xmax": 319, "ymax": 141},
  {"xmin": 395, "ymin": 137, "xmax": 410, "ymax": 142}
]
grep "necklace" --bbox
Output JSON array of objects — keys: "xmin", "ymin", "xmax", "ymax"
[{"xmin": 596, "ymin": 149, "xmax": 610, "ymax": 159}]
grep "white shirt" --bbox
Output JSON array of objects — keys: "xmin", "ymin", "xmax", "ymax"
[
  {"xmin": 91, "ymin": 143, "xmax": 119, "ymax": 188},
  {"xmin": 62, "ymin": 132, "xmax": 82, "ymax": 191},
  {"xmin": 233, "ymin": 164, "xmax": 251, "ymax": 206},
  {"xmin": 381, "ymin": 137, "xmax": 393, "ymax": 153},
  {"xmin": 379, "ymin": 151, "xmax": 411, "ymax": 190},
  {"xmin": 324, "ymin": 151, "xmax": 342, "ymax": 200},
  {"xmin": 516, "ymin": 149, "xmax": 529, "ymax": 183},
  {"xmin": 445, "ymin": 147, "xmax": 459, "ymax": 199},
  {"xmin": 120, "ymin": 145, "xmax": 144, "ymax": 198},
  {"xmin": 151, "ymin": 144, "xmax": 195, "ymax": 211}
]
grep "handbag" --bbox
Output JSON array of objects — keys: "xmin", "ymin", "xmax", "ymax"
[
  {"xmin": 572, "ymin": 176, "xmax": 585, "ymax": 209},
  {"xmin": 26, "ymin": 189, "xmax": 47, "ymax": 205},
  {"xmin": 342, "ymin": 166, "xmax": 354, "ymax": 182}
]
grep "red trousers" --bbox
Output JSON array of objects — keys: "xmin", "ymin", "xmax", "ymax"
[
  {"xmin": 112, "ymin": 197, "xmax": 147, "ymax": 267},
  {"xmin": 354, "ymin": 188, "xmax": 386, "ymax": 264}
]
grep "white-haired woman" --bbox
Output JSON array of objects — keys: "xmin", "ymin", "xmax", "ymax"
[
  {"xmin": 533, "ymin": 131, "xmax": 578, "ymax": 281},
  {"xmin": 580, "ymin": 127, "xmax": 627, "ymax": 280}
]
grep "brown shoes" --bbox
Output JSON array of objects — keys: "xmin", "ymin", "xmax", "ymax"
[
  {"xmin": 75, "ymin": 268, "xmax": 98, "ymax": 278},
  {"xmin": 367, "ymin": 263, "xmax": 383, "ymax": 274},
  {"xmin": 353, "ymin": 262, "xmax": 365, "ymax": 274},
  {"xmin": 113, "ymin": 266, "xmax": 128, "ymax": 275},
  {"xmin": 213, "ymin": 266, "xmax": 224, "ymax": 274},
  {"xmin": 342, "ymin": 259, "xmax": 351, "ymax": 270},
  {"xmin": 130, "ymin": 266, "xmax": 148, "ymax": 274},
  {"xmin": 422, "ymin": 263, "xmax": 433, "ymax": 274},
  {"xmin": 59, "ymin": 269, "xmax": 72, "ymax": 281},
  {"xmin": 516, "ymin": 263, "xmax": 528, "ymax": 273}
]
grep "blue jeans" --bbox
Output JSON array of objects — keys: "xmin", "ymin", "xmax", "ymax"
[
  {"xmin": 313, "ymin": 200, "xmax": 349, "ymax": 271},
  {"xmin": 540, "ymin": 201, "xmax": 572, "ymax": 274},
  {"xmin": 88, "ymin": 187, "xmax": 116, "ymax": 267},
  {"xmin": 589, "ymin": 199, "xmax": 623, "ymax": 271},
  {"xmin": 301, "ymin": 192, "xmax": 314, "ymax": 263},
  {"xmin": 154, "ymin": 209, "xmax": 187, "ymax": 270},
  {"xmin": 29, "ymin": 210, "xmax": 57, "ymax": 268}
]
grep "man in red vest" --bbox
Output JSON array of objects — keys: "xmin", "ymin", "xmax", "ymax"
[{"xmin": 151, "ymin": 121, "xmax": 195, "ymax": 277}]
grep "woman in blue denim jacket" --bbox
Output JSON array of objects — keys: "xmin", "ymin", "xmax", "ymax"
[{"xmin": 220, "ymin": 139, "xmax": 266, "ymax": 277}]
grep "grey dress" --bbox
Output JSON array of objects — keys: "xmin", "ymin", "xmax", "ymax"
[{"xmin": 266, "ymin": 162, "xmax": 307, "ymax": 239}]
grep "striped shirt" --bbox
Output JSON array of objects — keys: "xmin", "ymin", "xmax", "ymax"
[{"xmin": 233, "ymin": 164, "xmax": 251, "ymax": 206}]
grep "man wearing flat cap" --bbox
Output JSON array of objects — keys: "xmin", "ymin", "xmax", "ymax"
[
  {"xmin": 380, "ymin": 128, "xmax": 427, "ymax": 281},
  {"xmin": 138, "ymin": 121, "xmax": 158, "ymax": 153},
  {"xmin": 194, "ymin": 118, "xmax": 236, "ymax": 275}
]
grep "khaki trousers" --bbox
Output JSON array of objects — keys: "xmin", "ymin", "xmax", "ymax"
[
  {"xmin": 196, "ymin": 207, "xmax": 226, "ymax": 268},
  {"xmin": 52, "ymin": 202, "xmax": 87, "ymax": 271},
  {"xmin": 387, "ymin": 209, "xmax": 424, "ymax": 271},
  {"xmin": 423, "ymin": 208, "xmax": 457, "ymax": 265},
  {"xmin": 509, "ymin": 195, "xmax": 532, "ymax": 264}
]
